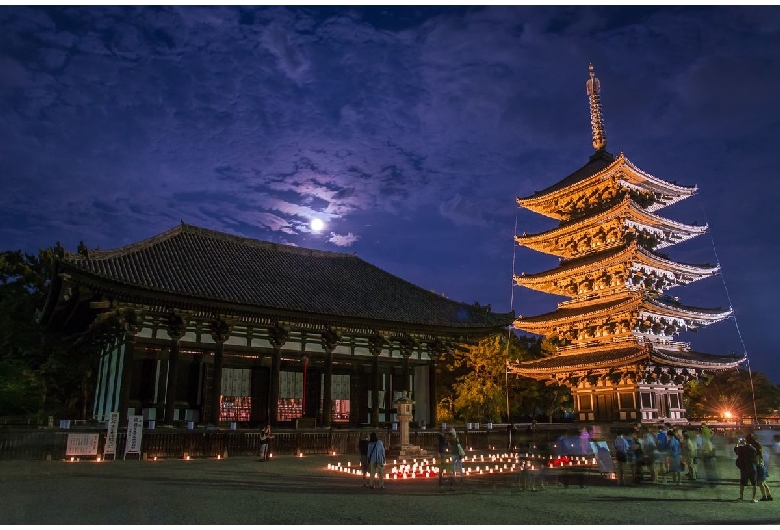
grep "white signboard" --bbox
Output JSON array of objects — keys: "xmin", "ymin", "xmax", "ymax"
[
  {"xmin": 66, "ymin": 433, "xmax": 99, "ymax": 456},
  {"xmin": 104, "ymin": 412, "xmax": 120, "ymax": 457},
  {"xmin": 124, "ymin": 415, "xmax": 144, "ymax": 458}
]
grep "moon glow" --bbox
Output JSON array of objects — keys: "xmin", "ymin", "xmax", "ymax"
[{"xmin": 311, "ymin": 218, "xmax": 325, "ymax": 232}]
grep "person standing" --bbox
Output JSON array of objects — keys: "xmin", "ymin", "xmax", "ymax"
[
  {"xmin": 613, "ymin": 434, "xmax": 629, "ymax": 486},
  {"xmin": 746, "ymin": 433, "xmax": 773, "ymax": 501},
  {"xmin": 437, "ymin": 431, "xmax": 451, "ymax": 492},
  {"xmin": 367, "ymin": 432, "xmax": 386, "ymax": 490},
  {"xmin": 734, "ymin": 437, "xmax": 758, "ymax": 502},
  {"xmin": 259, "ymin": 423, "xmax": 273, "ymax": 462},
  {"xmin": 358, "ymin": 433, "xmax": 370, "ymax": 487},
  {"xmin": 449, "ymin": 428, "xmax": 465, "ymax": 489}
]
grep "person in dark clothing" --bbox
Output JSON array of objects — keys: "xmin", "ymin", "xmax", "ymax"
[
  {"xmin": 358, "ymin": 433, "xmax": 370, "ymax": 487},
  {"xmin": 735, "ymin": 438, "xmax": 758, "ymax": 502},
  {"xmin": 746, "ymin": 433, "xmax": 773, "ymax": 501},
  {"xmin": 259, "ymin": 424, "xmax": 273, "ymax": 462}
]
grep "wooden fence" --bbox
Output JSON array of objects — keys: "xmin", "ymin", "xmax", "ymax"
[{"xmin": 0, "ymin": 426, "xmax": 569, "ymax": 461}]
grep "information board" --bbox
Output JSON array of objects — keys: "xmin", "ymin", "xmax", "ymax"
[
  {"xmin": 124, "ymin": 415, "xmax": 144, "ymax": 458},
  {"xmin": 66, "ymin": 433, "xmax": 99, "ymax": 456},
  {"xmin": 103, "ymin": 412, "xmax": 120, "ymax": 457}
]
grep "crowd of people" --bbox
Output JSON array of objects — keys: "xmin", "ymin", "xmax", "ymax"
[{"xmin": 611, "ymin": 421, "xmax": 776, "ymax": 502}]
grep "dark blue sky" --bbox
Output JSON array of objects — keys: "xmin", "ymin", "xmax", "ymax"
[{"xmin": 2, "ymin": 6, "xmax": 780, "ymax": 382}]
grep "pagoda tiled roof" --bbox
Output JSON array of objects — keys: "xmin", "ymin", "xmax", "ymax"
[
  {"xmin": 510, "ymin": 345, "xmax": 648, "ymax": 373},
  {"xmin": 517, "ymin": 150, "xmax": 696, "ymax": 205},
  {"xmin": 516, "ymin": 243, "xmax": 718, "ymax": 282},
  {"xmin": 515, "ymin": 293, "xmax": 730, "ymax": 332},
  {"xmin": 516, "ymin": 196, "xmax": 707, "ymax": 252},
  {"xmin": 510, "ymin": 343, "xmax": 743, "ymax": 374},
  {"xmin": 59, "ymin": 223, "xmax": 514, "ymax": 330},
  {"xmin": 519, "ymin": 149, "xmax": 616, "ymax": 200},
  {"xmin": 651, "ymin": 347, "xmax": 745, "ymax": 369},
  {"xmin": 516, "ymin": 295, "xmax": 639, "ymax": 325}
]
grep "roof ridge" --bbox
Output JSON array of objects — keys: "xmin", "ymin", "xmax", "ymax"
[
  {"xmin": 63, "ymin": 222, "xmax": 359, "ymax": 262},
  {"xmin": 64, "ymin": 224, "xmax": 185, "ymax": 261},
  {"xmin": 177, "ymin": 223, "xmax": 357, "ymax": 260}
]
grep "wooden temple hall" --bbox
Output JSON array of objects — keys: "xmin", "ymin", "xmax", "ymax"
[
  {"xmin": 38, "ymin": 224, "xmax": 513, "ymax": 427},
  {"xmin": 508, "ymin": 65, "xmax": 744, "ymax": 423}
]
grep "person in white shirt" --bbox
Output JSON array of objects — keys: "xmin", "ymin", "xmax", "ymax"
[{"xmin": 367, "ymin": 432, "xmax": 386, "ymax": 490}]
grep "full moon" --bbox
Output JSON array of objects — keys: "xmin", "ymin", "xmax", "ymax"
[{"xmin": 311, "ymin": 218, "xmax": 324, "ymax": 232}]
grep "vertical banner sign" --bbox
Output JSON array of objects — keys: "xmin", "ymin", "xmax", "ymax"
[
  {"xmin": 124, "ymin": 415, "xmax": 144, "ymax": 459},
  {"xmin": 104, "ymin": 412, "xmax": 120, "ymax": 459},
  {"xmin": 66, "ymin": 433, "xmax": 100, "ymax": 456}
]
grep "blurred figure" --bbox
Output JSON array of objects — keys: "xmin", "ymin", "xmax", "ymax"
[
  {"xmin": 656, "ymin": 424, "xmax": 669, "ymax": 479},
  {"xmin": 437, "ymin": 431, "xmax": 450, "ymax": 492},
  {"xmin": 449, "ymin": 427, "xmax": 464, "ymax": 489},
  {"xmin": 579, "ymin": 427, "xmax": 590, "ymax": 456},
  {"xmin": 632, "ymin": 431, "xmax": 645, "ymax": 485},
  {"xmin": 668, "ymin": 430, "xmax": 682, "ymax": 485},
  {"xmin": 614, "ymin": 433, "xmax": 629, "ymax": 486},
  {"xmin": 773, "ymin": 434, "xmax": 780, "ymax": 473},
  {"xmin": 643, "ymin": 428, "xmax": 658, "ymax": 482},
  {"xmin": 700, "ymin": 423, "xmax": 718, "ymax": 486},
  {"xmin": 682, "ymin": 431, "xmax": 698, "ymax": 481}
]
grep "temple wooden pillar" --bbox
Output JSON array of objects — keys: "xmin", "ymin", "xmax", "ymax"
[
  {"xmin": 164, "ymin": 312, "xmax": 186, "ymax": 424},
  {"xmin": 398, "ymin": 337, "xmax": 416, "ymax": 395},
  {"xmin": 402, "ymin": 353, "xmax": 410, "ymax": 393},
  {"xmin": 428, "ymin": 357, "xmax": 437, "ymax": 428},
  {"xmin": 322, "ymin": 351, "xmax": 333, "ymax": 427},
  {"xmin": 268, "ymin": 324, "xmax": 289, "ymax": 428},
  {"xmin": 320, "ymin": 329, "xmax": 340, "ymax": 429},
  {"xmin": 368, "ymin": 334, "xmax": 384, "ymax": 428},
  {"xmin": 117, "ymin": 309, "xmax": 141, "ymax": 425},
  {"xmin": 209, "ymin": 319, "xmax": 230, "ymax": 425},
  {"xmin": 371, "ymin": 353, "xmax": 380, "ymax": 428}
]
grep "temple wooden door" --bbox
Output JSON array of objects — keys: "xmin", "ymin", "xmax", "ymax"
[{"xmin": 596, "ymin": 394, "xmax": 616, "ymax": 421}]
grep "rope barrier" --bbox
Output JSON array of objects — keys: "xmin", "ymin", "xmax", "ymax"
[{"xmin": 699, "ymin": 201, "xmax": 757, "ymax": 420}]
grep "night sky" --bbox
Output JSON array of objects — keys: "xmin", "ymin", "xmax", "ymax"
[{"xmin": 3, "ymin": 6, "xmax": 780, "ymax": 382}]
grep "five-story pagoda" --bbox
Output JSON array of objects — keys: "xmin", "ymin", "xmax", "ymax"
[{"xmin": 508, "ymin": 65, "xmax": 744, "ymax": 423}]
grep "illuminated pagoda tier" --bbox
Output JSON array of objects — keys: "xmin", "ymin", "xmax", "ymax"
[{"xmin": 508, "ymin": 65, "xmax": 744, "ymax": 423}]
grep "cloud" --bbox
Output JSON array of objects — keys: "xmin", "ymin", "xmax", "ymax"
[
  {"xmin": 327, "ymin": 232, "xmax": 359, "ymax": 247},
  {"xmin": 439, "ymin": 194, "xmax": 487, "ymax": 227}
]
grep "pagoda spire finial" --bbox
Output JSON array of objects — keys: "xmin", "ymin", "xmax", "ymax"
[{"xmin": 586, "ymin": 63, "xmax": 607, "ymax": 152}]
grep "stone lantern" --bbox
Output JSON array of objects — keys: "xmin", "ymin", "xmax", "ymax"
[{"xmin": 387, "ymin": 390, "xmax": 427, "ymax": 457}]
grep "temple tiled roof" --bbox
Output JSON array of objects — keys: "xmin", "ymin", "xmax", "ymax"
[{"xmin": 59, "ymin": 223, "xmax": 513, "ymax": 330}]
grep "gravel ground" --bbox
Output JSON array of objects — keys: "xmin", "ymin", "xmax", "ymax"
[{"xmin": 1, "ymin": 454, "xmax": 778, "ymax": 525}]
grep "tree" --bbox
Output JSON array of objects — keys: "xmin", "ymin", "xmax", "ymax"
[
  {"xmin": 0, "ymin": 247, "xmax": 86, "ymax": 421},
  {"xmin": 685, "ymin": 368, "xmax": 780, "ymax": 421},
  {"xmin": 436, "ymin": 331, "xmax": 572, "ymax": 424}
]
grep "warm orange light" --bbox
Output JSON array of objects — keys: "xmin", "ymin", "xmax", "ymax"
[{"xmin": 723, "ymin": 411, "xmax": 733, "ymax": 419}]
